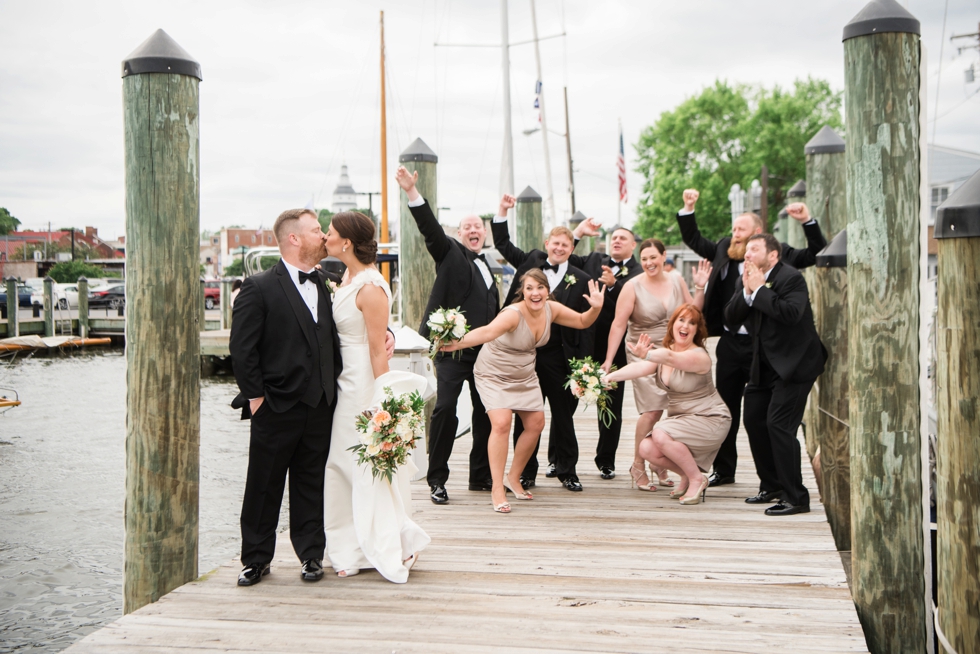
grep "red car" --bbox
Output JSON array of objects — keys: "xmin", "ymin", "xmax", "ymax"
[{"xmin": 204, "ymin": 281, "xmax": 220, "ymax": 310}]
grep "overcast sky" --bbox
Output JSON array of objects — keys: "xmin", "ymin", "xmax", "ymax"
[{"xmin": 1, "ymin": 0, "xmax": 976, "ymax": 239}]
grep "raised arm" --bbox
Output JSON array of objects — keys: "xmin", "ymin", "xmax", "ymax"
[
  {"xmin": 397, "ymin": 165, "xmax": 452, "ymax": 263},
  {"xmin": 605, "ymin": 359, "xmax": 658, "ymax": 383},
  {"xmin": 675, "ymin": 189, "xmax": 721, "ymax": 261},
  {"xmin": 490, "ymin": 194, "xmax": 530, "ymax": 268},
  {"xmin": 780, "ymin": 203, "xmax": 827, "ymax": 269},
  {"xmin": 679, "ymin": 259, "xmax": 712, "ymax": 310},
  {"xmin": 629, "ymin": 334, "xmax": 712, "ymax": 375},
  {"xmin": 567, "ymin": 218, "xmax": 603, "ymax": 271},
  {"xmin": 440, "ymin": 308, "xmax": 521, "ymax": 352},
  {"xmin": 602, "ymin": 280, "xmax": 635, "ymax": 370},
  {"xmin": 550, "ymin": 280, "xmax": 605, "ymax": 330}
]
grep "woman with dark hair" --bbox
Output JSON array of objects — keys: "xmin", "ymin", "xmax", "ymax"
[
  {"xmin": 602, "ymin": 237, "xmax": 711, "ymax": 491},
  {"xmin": 322, "ymin": 211, "xmax": 430, "ymax": 582},
  {"xmin": 606, "ymin": 304, "xmax": 731, "ymax": 505},
  {"xmin": 441, "ymin": 269, "xmax": 605, "ymax": 513}
]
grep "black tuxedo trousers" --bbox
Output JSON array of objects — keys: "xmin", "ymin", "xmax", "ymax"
[
  {"xmin": 427, "ymin": 354, "xmax": 492, "ymax": 487},
  {"xmin": 711, "ymin": 331, "xmax": 755, "ymax": 479}
]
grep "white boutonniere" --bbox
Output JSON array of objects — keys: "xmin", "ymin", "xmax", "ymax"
[
  {"xmin": 564, "ymin": 273, "xmax": 578, "ymax": 286},
  {"xmin": 765, "ymin": 281, "xmax": 773, "ymax": 289},
  {"xmin": 616, "ymin": 266, "xmax": 630, "ymax": 278},
  {"xmin": 325, "ymin": 280, "xmax": 338, "ymax": 294}
]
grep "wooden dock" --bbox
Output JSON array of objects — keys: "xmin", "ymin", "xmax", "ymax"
[{"xmin": 66, "ymin": 382, "xmax": 867, "ymax": 653}]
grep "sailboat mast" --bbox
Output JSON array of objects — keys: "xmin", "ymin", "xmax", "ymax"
[
  {"xmin": 379, "ymin": 11, "xmax": 390, "ymax": 282},
  {"xmin": 529, "ymin": 0, "xmax": 555, "ymax": 229},
  {"xmin": 500, "ymin": 0, "xmax": 515, "ymax": 207}
]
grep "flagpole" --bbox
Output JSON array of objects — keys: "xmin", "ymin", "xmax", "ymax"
[
  {"xmin": 379, "ymin": 11, "xmax": 390, "ymax": 283},
  {"xmin": 617, "ymin": 119, "xmax": 622, "ymax": 225},
  {"xmin": 529, "ymin": 0, "xmax": 555, "ymax": 229}
]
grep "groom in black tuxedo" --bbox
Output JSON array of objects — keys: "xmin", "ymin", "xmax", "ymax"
[
  {"xmin": 492, "ymin": 199, "xmax": 595, "ymax": 492},
  {"xmin": 724, "ymin": 233, "xmax": 826, "ymax": 516}
]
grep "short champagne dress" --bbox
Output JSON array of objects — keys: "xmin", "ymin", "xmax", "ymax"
[
  {"xmin": 653, "ymin": 365, "xmax": 732, "ymax": 472},
  {"xmin": 624, "ymin": 274, "xmax": 684, "ymax": 413},
  {"xmin": 473, "ymin": 304, "xmax": 551, "ymax": 412}
]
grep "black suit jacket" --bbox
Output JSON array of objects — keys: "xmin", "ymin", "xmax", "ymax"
[
  {"xmin": 571, "ymin": 250, "xmax": 643, "ymax": 337},
  {"xmin": 677, "ymin": 211, "xmax": 827, "ymax": 336},
  {"xmin": 230, "ymin": 260, "xmax": 343, "ymax": 418},
  {"xmin": 491, "ymin": 220, "xmax": 594, "ymax": 360},
  {"xmin": 723, "ymin": 261, "xmax": 827, "ymax": 384},
  {"xmin": 409, "ymin": 200, "xmax": 499, "ymax": 344}
]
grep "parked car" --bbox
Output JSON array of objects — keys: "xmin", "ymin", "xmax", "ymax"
[
  {"xmin": 56, "ymin": 283, "xmax": 80, "ymax": 309},
  {"xmin": 89, "ymin": 285, "xmax": 126, "ymax": 310},
  {"xmin": 204, "ymin": 281, "xmax": 220, "ymax": 310},
  {"xmin": 0, "ymin": 284, "xmax": 35, "ymax": 311}
]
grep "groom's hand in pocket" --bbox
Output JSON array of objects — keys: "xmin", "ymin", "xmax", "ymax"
[
  {"xmin": 385, "ymin": 328, "xmax": 395, "ymax": 360},
  {"xmin": 249, "ymin": 397, "xmax": 265, "ymax": 417}
]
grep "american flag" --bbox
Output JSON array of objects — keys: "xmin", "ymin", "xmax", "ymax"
[
  {"xmin": 617, "ymin": 123, "xmax": 628, "ymax": 203},
  {"xmin": 534, "ymin": 80, "xmax": 542, "ymax": 123}
]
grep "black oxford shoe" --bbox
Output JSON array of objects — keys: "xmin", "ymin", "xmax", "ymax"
[
  {"xmin": 468, "ymin": 479, "xmax": 493, "ymax": 492},
  {"xmin": 520, "ymin": 476, "xmax": 536, "ymax": 490},
  {"xmin": 430, "ymin": 484, "xmax": 449, "ymax": 504},
  {"xmin": 238, "ymin": 563, "xmax": 270, "ymax": 586},
  {"xmin": 545, "ymin": 463, "xmax": 557, "ymax": 478},
  {"xmin": 301, "ymin": 558, "xmax": 324, "ymax": 582},
  {"xmin": 708, "ymin": 472, "xmax": 736, "ymax": 487},
  {"xmin": 561, "ymin": 478, "xmax": 583, "ymax": 492},
  {"xmin": 599, "ymin": 466, "xmax": 616, "ymax": 480},
  {"xmin": 765, "ymin": 501, "xmax": 810, "ymax": 516},
  {"xmin": 745, "ymin": 490, "xmax": 782, "ymax": 504}
]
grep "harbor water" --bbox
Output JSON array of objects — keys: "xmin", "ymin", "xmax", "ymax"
[{"xmin": 0, "ymin": 350, "xmax": 278, "ymax": 652}]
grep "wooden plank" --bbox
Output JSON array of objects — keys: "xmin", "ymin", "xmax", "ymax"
[{"xmin": 67, "ymin": 351, "xmax": 866, "ymax": 653}]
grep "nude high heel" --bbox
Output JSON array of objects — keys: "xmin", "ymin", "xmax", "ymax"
[
  {"xmin": 678, "ymin": 475, "xmax": 709, "ymax": 505},
  {"xmin": 503, "ymin": 477, "xmax": 533, "ymax": 500},
  {"xmin": 629, "ymin": 464, "xmax": 656, "ymax": 492}
]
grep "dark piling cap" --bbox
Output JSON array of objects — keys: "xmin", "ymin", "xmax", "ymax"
[
  {"xmin": 778, "ymin": 209, "xmax": 789, "ymax": 220},
  {"xmin": 570, "ymin": 210, "xmax": 588, "ymax": 225},
  {"xmin": 816, "ymin": 229, "xmax": 847, "ymax": 267},
  {"xmin": 517, "ymin": 186, "xmax": 542, "ymax": 203},
  {"xmin": 788, "ymin": 180, "xmax": 807, "ymax": 198},
  {"xmin": 935, "ymin": 169, "xmax": 980, "ymax": 239},
  {"xmin": 399, "ymin": 138, "xmax": 438, "ymax": 164},
  {"xmin": 843, "ymin": 0, "xmax": 920, "ymax": 41},
  {"xmin": 122, "ymin": 29, "xmax": 202, "ymax": 80},
  {"xmin": 44, "ymin": 276, "xmax": 54, "ymax": 282},
  {"xmin": 805, "ymin": 126, "xmax": 846, "ymax": 155}
]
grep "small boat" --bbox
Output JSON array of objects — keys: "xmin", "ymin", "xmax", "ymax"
[
  {"xmin": 0, "ymin": 387, "xmax": 19, "ymax": 414},
  {"xmin": 0, "ymin": 335, "xmax": 113, "ymax": 353}
]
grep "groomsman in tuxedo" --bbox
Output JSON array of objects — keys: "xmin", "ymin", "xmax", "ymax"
[
  {"xmin": 492, "ymin": 198, "xmax": 596, "ymax": 492},
  {"xmin": 676, "ymin": 190, "xmax": 826, "ymax": 489},
  {"xmin": 724, "ymin": 233, "xmax": 826, "ymax": 516},
  {"xmin": 396, "ymin": 166, "xmax": 498, "ymax": 505},
  {"xmin": 566, "ymin": 223, "xmax": 642, "ymax": 479}
]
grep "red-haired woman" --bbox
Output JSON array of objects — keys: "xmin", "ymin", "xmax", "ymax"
[{"xmin": 606, "ymin": 304, "xmax": 731, "ymax": 504}]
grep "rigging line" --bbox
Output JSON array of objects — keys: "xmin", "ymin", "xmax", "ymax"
[
  {"xmin": 437, "ymin": 0, "xmax": 454, "ymax": 155},
  {"xmin": 385, "ymin": 60, "xmax": 411, "ymax": 153},
  {"xmin": 471, "ymin": 67, "xmax": 503, "ymax": 214},
  {"xmin": 408, "ymin": 0, "xmax": 426, "ymax": 133},
  {"xmin": 932, "ymin": 0, "xmax": 949, "ymax": 145},
  {"xmin": 514, "ymin": 84, "xmax": 541, "ymax": 193},
  {"xmin": 929, "ymin": 85, "xmax": 980, "ymax": 123},
  {"xmin": 315, "ymin": 40, "xmax": 374, "ymax": 206}
]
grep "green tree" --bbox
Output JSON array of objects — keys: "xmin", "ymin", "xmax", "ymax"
[
  {"xmin": 0, "ymin": 207, "xmax": 21, "ymax": 235},
  {"xmin": 47, "ymin": 260, "xmax": 106, "ymax": 283},
  {"xmin": 317, "ymin": 209, "xmax": 334, "ymax": 232},
  {"xmin": 223, "ymin": 257, "xmax": 245, "ymax": 277},
  {"xmin": 634, "ymin": 78, "xmax": 843, "ymax": 244}
]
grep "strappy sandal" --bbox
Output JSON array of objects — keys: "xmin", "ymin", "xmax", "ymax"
[
  {"xmin": 493, "ymin": 501, "xmax": 512, "ymax": 513},
  {"xmin": 629, "ymin": 464, "xmax": 656, "ymax": 492},
  {"xmin": 503, "ymin": 478, "xmax": 533, "ymax": 500}
]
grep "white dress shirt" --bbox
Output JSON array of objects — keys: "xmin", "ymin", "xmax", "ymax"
[
  {"xmin": 542, "ymin": 260, "xmax": 568, "ymax": 292},
  {"xmin": 281, "ymin": 258, "xmax": 319, "ymax": 323},
  {"xmin": 743, "ymin": 267, "xmax": 774, "ymax": 306}
]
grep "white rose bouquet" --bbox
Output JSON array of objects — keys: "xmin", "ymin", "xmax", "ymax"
[
  {"xmin": 426, "ymin": 306, "xmax": 470, "ymax": 360},
  {"xmin": 349, "ymin": 387, "xmax": 426, "ymax": 483},
  {"xmin": 565, "ymin": 357, "xmax": 618, "ymax": 428}
]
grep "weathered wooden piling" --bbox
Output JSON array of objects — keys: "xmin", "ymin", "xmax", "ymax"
[
  {"xmin": 43, "ymin": 276, "xmax": 55, "ymax": 337},
  {"xmin": 121, "ymin": 29, "xmax": 202, "ymax": 614},
  {"xmin": 220, "ymin": 278, "xmax": 232, "ymax": 330},
  {"xmin": 843, "ymin": 2, "xmax": 926, "ymax": 651},
  {"xmin": 5, "ymin": 277, "xmax": 18, "ymax": 337},
  {"xmin": 933, "ymin": 170, "xmax": 980, "ymax": 652},
  {"xmin": 77, "ymin": 277, "xmax": 89, "ymax": 338},
  {"xmin": 516, "ymin": 186, "xmax": 543, "ymax": 254},
  {"xmin": 398, "ymin": 138, "xmax": 438, "ymax": 332},
  {"xmin": 199, "ymin": 277, "xmax": 205, "ymax": 328},
  {"xmin": 805, "ymin": 126, "xmax": 850, "ymax": 554},
  {"xmin": 784, "ymin": 179, "xmax": 807, "ymax": 249}
]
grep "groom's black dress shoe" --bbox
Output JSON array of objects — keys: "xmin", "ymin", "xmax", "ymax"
[
  {"xmin": 545, "ymin": 463, "xmax": 557, "ymax": 478},
  {"xmin": 561, "ymin": 478, "xmax": 583, "ymax": 492},
  {"xmin": 765, "ymin": 501, "xmax": 810, "ymax": 516},
  {"xmin": 430, "ymin": 484, "xmax": 449, "ymax": 504},
  {"xmin": 238, "ymin": 563, "xmax": 270, "ymax": 586},
  {"xmin": 599, "ymin": 466, "xmax": 616, "ymax": 480},
  {"xmin": 468, "ymin": 479, "xmax": 493, "ymax": 492},
  {"xmin": 519, "ymin": 476, "xmax": 536, "ymax": 490},
  {"xmin": 745, "ymin": 490, "xmax": 782, "ymax": 504},
  {"xmin": 301, "ymin": 559, "xmax": 324, "ymax": 582},
  {"xmin": 708, "ymin": 472, "xmax": 735, "ymax": 487}
]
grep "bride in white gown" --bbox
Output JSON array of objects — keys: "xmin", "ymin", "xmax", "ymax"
[{"xmin": 323, "ymin": 211, "xmax": 430, "ymax": 583}]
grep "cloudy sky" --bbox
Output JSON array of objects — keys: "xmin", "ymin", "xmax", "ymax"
[{"xmin": 1, "ymin": 0, "xmax": 976, "ymax": 240}]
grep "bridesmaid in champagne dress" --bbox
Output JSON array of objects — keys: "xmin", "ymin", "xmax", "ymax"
[
  {"xmin": 441, "ymin": 269, "xmax": 605, "ymax": 513},
  {"xmin": 603, "ymin": 238, "xmax": 711, "ymax": 491},
  {"xmin": 606, "ymin": 304, "xmax": 731, "ymax": 506}
]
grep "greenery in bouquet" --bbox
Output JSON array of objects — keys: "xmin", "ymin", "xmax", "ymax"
[
  {"xmin": 426, "ymin": 306, "xmax": 469, "ymax": 360},
  {"xmin": 565, "ymin": 357, "xmax": 618, "ymax": 428},
  {"xmin": 348, "ymin": 387, "xmax": 426, "ymax": 483}
]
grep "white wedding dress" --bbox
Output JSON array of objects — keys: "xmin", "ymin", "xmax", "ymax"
[{"xmin": 324, "ymin": 268, "xmax": 430, "ymax": 583}]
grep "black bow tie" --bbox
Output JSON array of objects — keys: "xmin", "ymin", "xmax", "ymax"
[
  {"xmin": 468, "ymin": 251, "xmax": 487, "ymax": 264},
  {"xmin": 610, "ymin": 259, "xmax": 625, "ymax": 267},
  {"xmin": 298, "ymin": 270, "xmax": 318, "ymax": 285},
  {"xmin": 541, "ymin": 262, "xmax": 559, "ymax": 273}
]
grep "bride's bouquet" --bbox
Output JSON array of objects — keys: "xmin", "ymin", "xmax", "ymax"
[
  {"xmin": 565, "ymin": 357, "xmax": 618, "ymax": 428},
  {"xmin": 426, "ymin": 307, "xmax": 469, "ymax": 360},
  {"xmin": 349, "ymin": 387, "xmax": 427, "ymax": 483}
]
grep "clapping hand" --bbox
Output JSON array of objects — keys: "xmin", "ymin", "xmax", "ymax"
[
  {"xmin": 786, "ymin": 203, "xmax": 810, "ymax": 223},
  {"xmin": 573, "ymin": 217, "xmax": 602, "ymax": 239},
  {"xmin": 599, "ymin": 265, "xmax": 617, "ymax": 287},
  {"xmin": 626, "ymin": 333, "xmax": 653, "ymax": 361},
  {"xmin": 743, "ymin": 261, "xmax": 766, "ymax": 294},
  {"xmin": 682, "ymin": 189, "xmax": 700, "ymax": 213},
  {"xmin": 691, "ymin": 260, "xmax": 712, "ymax": 289},
  {"xmin": 498, "ymin": 193, "xmax": 516, "ymax": 216},
  {"xmin": 583, "ymin": 279, "xmax": 606, "ymax": 310}
]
